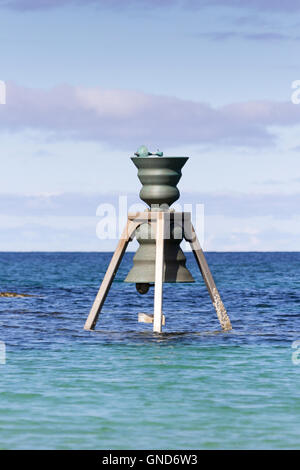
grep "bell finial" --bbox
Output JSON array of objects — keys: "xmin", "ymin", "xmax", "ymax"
[
  {"xmin": 134, "ymin": 145, "xmax": 164, "ymax": 157},
  {"xmin": 134, "ymin": 145, "xmax": 150, "ymax": 157}
]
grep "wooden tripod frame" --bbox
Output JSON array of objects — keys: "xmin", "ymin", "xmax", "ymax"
[{"xmin": 84, "ymin": 211, "xmax": 232, "ymax": 333}]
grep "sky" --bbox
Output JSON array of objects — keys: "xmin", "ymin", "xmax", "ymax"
[{"xmin": 0, "ymin": 0, "xmax": 300, "ymax": 251}]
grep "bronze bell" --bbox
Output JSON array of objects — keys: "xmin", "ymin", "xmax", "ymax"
[
  {"xmin": 124, "ymin": 222, "xmax": 194, "ymax": 289},
  {"xmin": 124, "ymin": 146, "xmax": 194, "ymax": 292}
]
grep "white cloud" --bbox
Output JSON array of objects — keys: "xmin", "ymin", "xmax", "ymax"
[{"xmin": 1, "ymin": 82, "xmax": 300, "ymax": 149}]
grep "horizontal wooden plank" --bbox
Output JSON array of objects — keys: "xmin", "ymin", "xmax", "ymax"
[{"xmin": 138, "ymin": 312, "xmax": 165, "ymax": 326}]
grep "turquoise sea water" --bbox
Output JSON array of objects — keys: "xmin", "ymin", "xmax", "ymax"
[{"xmin": 0, "ymin": 252, "xmax": 299, "ymax": 449}]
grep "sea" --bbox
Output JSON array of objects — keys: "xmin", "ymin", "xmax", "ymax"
[{"xmin": 0, "ymin": 252, "xmax": 299, "ymax": 449}]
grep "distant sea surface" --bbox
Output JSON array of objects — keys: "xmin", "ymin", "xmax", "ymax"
[{"xmin": 0, "ymin": 252, "xmax": 299, "ymax": 450}]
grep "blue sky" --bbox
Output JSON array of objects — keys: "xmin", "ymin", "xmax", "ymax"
[{"xmin": 0, "ymin": 0, "xmax": 300, "ymax": 250}]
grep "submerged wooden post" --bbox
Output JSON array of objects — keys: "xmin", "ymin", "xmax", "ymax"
[
  {"xmin": 186, "ymin": 223, "xmax": 232, "ymax": 331},
  {"xmin": 84, "ymin": 219, "xmax": 141, "ymax": 330},
  {"xmin": 153, "ymin": 212, "xmax": 165, "ymax": 333}
]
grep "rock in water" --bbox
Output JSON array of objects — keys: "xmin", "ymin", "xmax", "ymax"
[{"xmin": 0, "ymin": 292, "xmax": 31, "ymax": 298}]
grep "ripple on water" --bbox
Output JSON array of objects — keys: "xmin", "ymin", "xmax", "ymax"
[{"xmin": 0, "ymin": 252, "xmax": 299, "ymax": 449}]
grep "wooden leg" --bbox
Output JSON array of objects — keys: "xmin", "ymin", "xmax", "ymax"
[
  {"xmin": 84, "ymin": 219, "xmax": 140, "ymax": 331},
  {"xmin": 153, "ymin": 212, "xmax": 165, "ymax": 333},
  {"xmin": 186, "ymin": 223, "xmax": 232, "ymax": 331}
]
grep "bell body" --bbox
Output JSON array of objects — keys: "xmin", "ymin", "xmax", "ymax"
[
  {"xmin": 124, "ymin": 222, "xmax": 194, "ymax": 284},
  {"xmin": 131, "ymin": 156, "xmax": 188, "ymax": 208}
]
